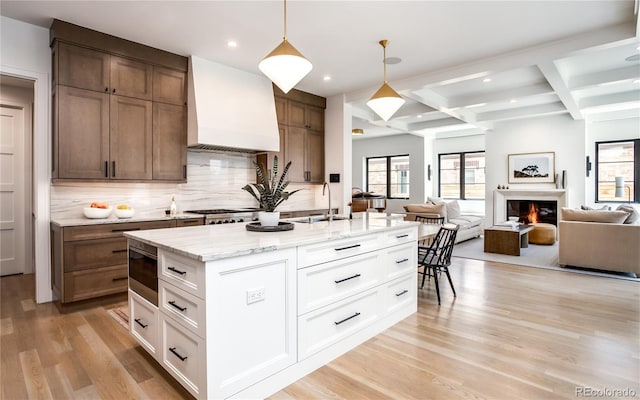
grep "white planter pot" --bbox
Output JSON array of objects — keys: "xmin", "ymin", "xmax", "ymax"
[{"xmin": 258, "ymin": 211, "xmax": 280, "ymax": 227}]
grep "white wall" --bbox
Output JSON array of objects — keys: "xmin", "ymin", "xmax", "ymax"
[
  {"xmin": 1, "ymin": 16, "xmax": 51, "ymax": 303},
  {"xmin": 352, "ymin": 134, "xmax": 425, "ymax": 213},
  {"xmin": 485, "ymin": 114, "xmax": 586, "ymax": 224}
]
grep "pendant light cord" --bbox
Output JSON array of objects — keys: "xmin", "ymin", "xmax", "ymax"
[
  {"xmin": 283, "ymin": 0, "xmax": 287, "ymax": 40},
  {"xmin": 379, "ymin": 40, "xmax": 388, "ymax": 83}
]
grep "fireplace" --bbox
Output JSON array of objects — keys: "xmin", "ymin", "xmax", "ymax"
[{"xmin": 507, "ymin": 200, "xmax": 558, "ymax": 225}]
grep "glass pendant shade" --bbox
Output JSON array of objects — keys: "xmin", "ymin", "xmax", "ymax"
[
  {"xmin": 367, "ymin": 82, "xmax": 405, "ymax": 121},
  {"xmin": 259, "ymin": 39, "xmax": 312, "ymax": 94}
]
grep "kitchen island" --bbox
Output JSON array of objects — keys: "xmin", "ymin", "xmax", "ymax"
[{"xmin": 125, "ymin": 214, "xmax": 418, "ymax": 399}]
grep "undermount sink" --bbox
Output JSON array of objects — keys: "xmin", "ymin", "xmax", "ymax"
[{"xmin": 293, "ymin": 215, "xmax": 349, "ymax": 223}]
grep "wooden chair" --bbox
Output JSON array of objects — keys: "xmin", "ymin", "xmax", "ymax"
[
  {"xmin": 417, "ymin": 224, "xmax": 459, "ymax": 305},
  {"xmin": 415, "ymin": 214, "xmax": 444, "ymax": 246}
]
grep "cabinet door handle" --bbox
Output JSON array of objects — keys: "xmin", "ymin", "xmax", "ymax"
[
  {"xmin": 168, "ymin": 300, "xmax": 187, "ymax": 312},
  {"xmin": 134, "ymin": 318, "xmax": 148, "ymax": 328},
  {"xmin": 112, "ymin": 249, "xmax": 127, "ymax": 253},
  {"xmin": 112, "ymin": 161, "xmax": 116, "ymax": 177},
  {"xmin": 183, "ymin": 165, "xmax": 187, "ymax": 179},
  {"xmin": 395, "ymin": 289, "xmax": 409, "ymax": 297},
  {"xmin": 112, "ymin": 276, "xmax": 128, "ymax": 282},
  {"xmin": 168, "ymin": 266, "xmax": 186, "ymax": 275},
  {"xmin": 396, "ymin": 234, "xmax": 409, "ymax": 238},
  {"xmin": 169, "ymin": 347, "xmax": 188, "ymax": 361},
  {"xmin": 111, "ymin": 227, "xmax": 140, "ymax": 232},
  {"xmin": 105, "ymin": 87, "xmax": 109, "ymax": 92},
  {"xmin": 395, "ymin": 258, "xmax": 409, "ymax": 264},
  {"xmin": 334, "ymin": 273, "xmax": 361, "ymax": 284},
  {"xmin": 112, "ymin": 88, "xmax": 116, "ymax": 94},
  {"xmin": 105, "ymin": 161, "xmax": 109, "ymax": 177},
  {"xmin": 334, "ymin": 312, "xmax": 361, "ymax": 325},
  {"xmin": 334, "ymin": 244, "xmax": 361, "ymax": 251}
]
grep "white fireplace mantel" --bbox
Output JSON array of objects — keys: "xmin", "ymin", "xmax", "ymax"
[{"xmin": 493, "ymin": 189, "xmax": 567, "ymax": 225}]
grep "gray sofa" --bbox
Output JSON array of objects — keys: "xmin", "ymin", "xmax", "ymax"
[{"xmin": 403, "ymin": 201, "xmax": 484, "ymax": 243}]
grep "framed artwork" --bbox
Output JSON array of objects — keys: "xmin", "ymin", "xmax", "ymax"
[{"xmin": 508, "ymin": 152, "xmax": 555, "ymax": 183}]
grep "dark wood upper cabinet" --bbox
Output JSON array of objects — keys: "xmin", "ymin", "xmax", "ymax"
[
  {"xmin": 274, "ymin": 96, "xmax": 287, "ymax": 125},
  {"xmin": 110, "ymin": 96, "xmax": 153, "ymax": 180},
  {"xmin": 153, "ymin": 66, "xmax": 187, "ymax": 106},
  {"xmin": 57, "ymin": 43, "xmax": 110, "ymax": 92},
  {"xmin": 153, "ymin": 103, "xmax": 187, "ymax": 180},
  {"xmin": 110, "ymin": 56, "xmax": 153, "ymax": 100}
]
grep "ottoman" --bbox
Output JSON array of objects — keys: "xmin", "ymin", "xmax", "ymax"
[{"xmin": 529, "ymin": 223, "xmax": 556, "ymax": 245}]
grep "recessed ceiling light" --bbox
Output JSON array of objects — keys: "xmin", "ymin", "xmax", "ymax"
[
  {"xmin": 227, "ymin": 41, "xmax": 238, "ymax": 48},
  {"xmin": 323, "ymin": 75, "xmax": 331, "ymax": 81},
  {"xmin": 510, "ymin": 99, "xmax": 517, "ymax": 103},
  {"xmin": 625, "ymin": 54, "xmax": 640, "ymax": 62},
  {"xmin": 417, "ymin": 114, "xmax": 422, "ymax": 118},
  {"xmin": 384, "ymin": 57, "xmax": 402, "ymax": 65},
  {"xmin": 483, "ymin": 78, "xmax": 492, "ymax": 83}
]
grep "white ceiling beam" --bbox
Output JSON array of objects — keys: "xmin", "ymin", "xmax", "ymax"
[
  {"xmin": 344, "ymin": 22, "xmax": 636, "ymax": 104},
  {"xmin": 448, "ymin": 83, "xmax": 554, "ymax": 108},
  {"xmin": 408, "ymin": 117, "xmax": 469, "ymax": 131},
  {"xmin": 579, "ymin": 90, "xmax": 640, "ymax": 110},
  {"xmin": 477, "ymin": 102, "xmax": 568, "ymax": 122},
  {"xmin": 569, "ymin": 66, "xmax": 640, "ymax": 89},
  {"xmin": 537, "ymin": 61, "xmax": 583, "ymax": 120}
]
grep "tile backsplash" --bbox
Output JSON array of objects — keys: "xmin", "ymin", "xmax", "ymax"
[{"xmin": 51, "ymin": 150, "xmax": 324, "ymax": 219}]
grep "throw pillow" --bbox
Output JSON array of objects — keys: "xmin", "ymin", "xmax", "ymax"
[
  {"xmin": 446, "ymin": 200, "xmax": 461, "ymax": 219},
  {"xmin": 580, "ymin": 205, "xmax": 611, "ymax": 211},
  {"xmin": 561, "ymin": 207, "xmax": 628, "ymax": 223},
  {"xmin": 405, "ymin": 203, "xmax": 447, "ymax": 219},
  {"xmin": 427, "ymin": 196, "xmax": 445, "ymax": 205},
  {"xmin": 616, "ymin": 205, "xmax": 639, "ymax": 224}
]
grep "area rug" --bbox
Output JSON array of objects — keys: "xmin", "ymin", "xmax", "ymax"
[
  {"xmin": 452, "ymin": 237, "xmax": 638, "ymax": 281},
  {"xmin": 107, "ymin": 306, "xmax": 129, "ymax": 329}
]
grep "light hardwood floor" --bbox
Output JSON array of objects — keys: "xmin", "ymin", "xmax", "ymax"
[{"xmin": 1, "ymin": 259, "xmax": 638, "ymax": 399}]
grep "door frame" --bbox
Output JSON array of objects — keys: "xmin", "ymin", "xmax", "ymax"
[{"xmin": 1, "ymin": 66, "xmax": 52, "ymax": 303}]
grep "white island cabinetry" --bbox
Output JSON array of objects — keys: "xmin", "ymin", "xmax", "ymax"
[{"xmin": 126, "ymin": 216, "xmax": 418, "ymax": 399}]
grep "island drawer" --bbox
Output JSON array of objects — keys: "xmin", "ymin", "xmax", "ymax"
[
  {"xmin": 298, "ymin": 286, "xmax": 383, "ymax": 360},
  {"xmin": 63, "ymin": 264, "xmax": 128, "ymax": 302},
  {"xmin": 159, "ymin": 280, "xmax": 206, "ymax": 338},
  {"xmin": 297, "ymin": 233, "xmax": 382, "ymax": 268},
  {"xmin": 160, "ymin": 313, "xmax": 205, "ymax": 398},
  {"xmin": 382, "ymin": 226, "xmax": 418, "ymax": 246},
  {"xmin": 298, "ymin": 251, "xmax": 385, "ymax": 315},
  {"xmin": 384, "ymin": 274, "xmax": 417, "ymax": 315},
  {"xmin": 63, "ymin": 237, "xmax": 128, "ymax": 272},
  {"xmin": 63, "ymin": 220, "xmax": 174, "ymax": 241},
  {"xmin": 159, "ymin": 250, "xmax": 206, "ymax": 299},
  {"xmin": 129, "ymin": 289, "xmax": 159, "ymax": 359},
  {"xmin": 385, "ymin": 242, "xmax": 417, "ymax": 280}
]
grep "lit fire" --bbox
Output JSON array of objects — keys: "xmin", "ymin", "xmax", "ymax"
[{"xmin": 527, "ymin": 203, "xmax": 539, "ymax": 224}]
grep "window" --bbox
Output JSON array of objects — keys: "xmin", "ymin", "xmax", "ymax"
[
  {"xmin": 438, "ymin": 151, "xmax": 485, "ymax": 200},
  {"xmin": 366, "ymin": 155, "xmax": 410, "ymax": 199},
  {"xmin": 596, "ymin": 139, "xmax": 638, "ymax": 203}
]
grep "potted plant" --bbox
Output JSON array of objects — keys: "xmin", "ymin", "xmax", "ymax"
[{"xmin": 242, "ymin": 155, "xmax": 301, "ymax": 227}]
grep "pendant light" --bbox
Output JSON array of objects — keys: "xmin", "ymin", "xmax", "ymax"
[
  {"xmin": 259, "ymin": 0, "xmax": 312, "ymax": 94},
  {"xmin": 367, "ymin": 40, "xmax": 405, "ymax": 121}
]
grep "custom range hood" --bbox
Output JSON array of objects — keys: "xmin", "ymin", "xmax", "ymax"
[{"xmin": 188, "ymin": 56, "xmax": 280, "ymax": 153}]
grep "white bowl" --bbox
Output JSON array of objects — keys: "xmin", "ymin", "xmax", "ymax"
[
  {"xmin": 115, "ymin": 208, "xmax": 135, "ymax": 219},
  {"xmin": 83, "ymin": 207, "xmax": 113, "ymax": 219},
  {"xmin": 508, "ymin": 216, "xmax": 519, "ymax": 222}
]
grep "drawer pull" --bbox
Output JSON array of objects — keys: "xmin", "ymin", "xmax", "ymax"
[
  {"xmin": 334, "ymin": 273, "xmax": 361, "ymax": 284},
  {"xmin": 334, "ymin": 312, "xmax": 361, "ymax": 325},
  {"xmin": 112, "ymin": 227, "xmax": 140, "ymax": 232},
  {"xmin": 112, "ymin": 249, "xmax": 128, "ymax": 253},
  {"xmin": 395, "ymin": 258, "xmax": 409, "ymax": 264},
  {"xmin": 395, "ymin": 289, "xmax": 409, "ymax": 297},
  {"xmin": 134, "ymin": 318, "xmax": 148, "ymax": 328},
  {"xmin": 396, "ymin": 234, "xmax": 409, "ymax": 238},
  {"xmin": 112, "ymin": 276, "xmax": 128, "ymax": 282},
  {"xmin": 334, "ymin": 244, "xmax": 361, "ymax": 251},
  {"xmin": 168, "ymin": 300, "xmax": 187, "ymax": 312},
  {"xmin": 169, "ymin": 347, "xmax": 188, "ymax": 362},
  {"xmin": 168, "ymin": 266, "xmax": 186, "ymax": 276}
]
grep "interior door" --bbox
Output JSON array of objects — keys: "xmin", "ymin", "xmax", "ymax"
[{"xmin": 0, "ymin": 103, "xmax": 25, "ymax": 275}]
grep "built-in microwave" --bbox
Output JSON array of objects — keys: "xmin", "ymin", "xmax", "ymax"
[{"xmin": 128, "ymin": 239, "xmax": 158, "ymax": 306}]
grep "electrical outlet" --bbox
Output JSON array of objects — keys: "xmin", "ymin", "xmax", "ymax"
[{"xmin": 246, "ymin": 287, "xmax": 265, "ymax": 305}]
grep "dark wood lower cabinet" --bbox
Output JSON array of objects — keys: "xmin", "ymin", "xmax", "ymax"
[{"xmin": 51, "ymin": 218, "xmax": 203, "ymax": 304}]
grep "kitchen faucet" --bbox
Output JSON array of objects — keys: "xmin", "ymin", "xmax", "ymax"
[{"xmin": 322, "ymin": 181, "xmax": 333, "ymax": 221}]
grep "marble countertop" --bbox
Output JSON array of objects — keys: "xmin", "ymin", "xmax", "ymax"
[
  {"xmin": 125, "ymin": 213, "xmax": 417, "ymax": 262},
  {"xmin": 51, "ymin": 213, "xmax": 202, "ymax": 227}
]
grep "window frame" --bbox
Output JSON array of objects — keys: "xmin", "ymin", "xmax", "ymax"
[
  {"xmin": 365, "ymin": 154, "xmax": 410, "ymax": 199},
  {"xmin": 595, "ymin": 138, "xmax": 639, "ymax": 203},
  {"xmin": 438, "ymin": 150, "xmax": 485, "ymax": 200}
]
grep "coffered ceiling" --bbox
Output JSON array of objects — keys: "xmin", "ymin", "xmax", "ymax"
[{"xmin": 2, "ymin": 1, "xmax": 639, "ymax": 139}]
